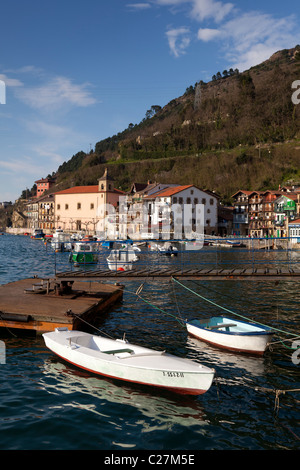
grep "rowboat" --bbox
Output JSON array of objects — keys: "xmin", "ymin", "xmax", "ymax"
[
  {"xmin": 186, "ymin": 316, "xmax": 274, "ymax": 355},
  {"xmin": 43, "ymin": 328, "xmax": 215, "ymax": 395}
]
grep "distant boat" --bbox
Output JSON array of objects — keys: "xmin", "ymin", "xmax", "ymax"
[
  {"xmin": 226, "ymin": 239, "xmax": 243, "ymax": 247},
  {"xmin": 107, "ymin": 247, "xmax": 138, "ymax": 271},
  {"xmin": 186, "ymin": 316, "xmax": 274, "ymax": 355},
  {"xmin": 70, "ymin": 242, "xmax": 99, "ymax": 266},
  {"xmin": 43, "ymin": 328, "xmax": 215, "ymax": 395},
  {"xmin": 51, "ymin": 229, "xmax": 72, "ymax": 252},
  {"xmin": 158, "ymin": 243, "xmax": 178, "ymax": 257},
  {"xmin": 31, "ymin": 229, "xmax": 45, "ymax": 239}
]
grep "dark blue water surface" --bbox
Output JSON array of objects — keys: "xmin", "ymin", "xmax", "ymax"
[{"xmin": 0, "ymin": 234, "xmax": 299, "ymax": 451}]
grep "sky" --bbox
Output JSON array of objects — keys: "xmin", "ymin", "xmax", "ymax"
[{"xmin": 0, "ymin": 0, "xmax": 299, "ymax": 202}]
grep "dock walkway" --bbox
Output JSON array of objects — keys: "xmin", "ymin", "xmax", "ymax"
[
  {"xmin": 0, "ymin": 278, "xmax": 123, "ymax": 333},
  {"xmin": 55, "ymin": 266, "xmax": 300, "ymax": 281}
]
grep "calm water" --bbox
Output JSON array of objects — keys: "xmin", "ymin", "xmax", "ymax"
[{"xmin": 0, "ymin": 234, "xmax": 299, "ymax": 451}]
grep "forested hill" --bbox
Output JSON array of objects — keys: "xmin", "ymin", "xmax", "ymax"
[{"xmin": 53, "ymin": 46, "xmax": 300, "ymax": 202}]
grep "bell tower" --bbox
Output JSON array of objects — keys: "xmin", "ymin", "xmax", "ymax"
[{"xmin": 98, "ymin": 168, "xmax": 114, "ymax": 192}]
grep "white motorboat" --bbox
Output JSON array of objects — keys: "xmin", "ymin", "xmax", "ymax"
[
  {"xmin": 43, "ymin": 328, "xmax": 215, "ymax": 395},
  {"xmin": 51, "ymin": 229, "xmax": 72, "ymax": 252},
  {"xmin": 186, "ymin": 316, "xmax": 274, "ymax": 355},
  {"xmin": 158, "ymin": 243, "xmax": 178, "ymax": 256},
  {"xmin": 107, "ymin": 248, "xmax": 138, "ymax": 271}
]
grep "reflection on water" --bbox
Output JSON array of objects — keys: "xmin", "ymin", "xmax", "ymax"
[
  {"xmin": 41, "ymin": 358, "xmax": 208, "ymax": 431},
  {"xmin": 186, "ymin": 336, "xmax": 266, "ymax": 378}
]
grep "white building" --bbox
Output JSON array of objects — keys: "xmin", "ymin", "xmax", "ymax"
[{"xmin": 121, "ymin": 184, "xmax": 218, "ymax": 239}]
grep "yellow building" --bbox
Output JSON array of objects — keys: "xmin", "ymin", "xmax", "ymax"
[{"xmin": 54, "ymin": 169, "xmax": 123, "ymax": 235}]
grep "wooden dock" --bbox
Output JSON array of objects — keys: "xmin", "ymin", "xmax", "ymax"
[
  {"xmin": 55, "ymin": 266, "xmax": 300, "ymax": 282},
  {"xmin": 0, "ymin": 277, "xmax": 123, "ymax": 333}
]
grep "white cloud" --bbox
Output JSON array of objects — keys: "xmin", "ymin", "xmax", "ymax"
[
  {"xmin": 0, "ymin": 74, "xmax": 23, "ymax": 87},
  {"xmin": 166, "ymin": 27, "xmax": 191, "ymax": 57},
  {"xmin": 149, "ymin": 1, "xmax": 300, "ymax": 69},
  {"xmin": 126, "ymin": 3, "xmax": 152, "ymax": 10},
  {"xmin": 190, "ymin": 0, "xmax": 234, "ymax": 22},
  {"xmin": 197, "ymin": 27, "xmax": 221, "ymax": 41},
  {"xmin": 16, "ymin": 76, "xmax": 97, "ymax": 111},
  {"xmin": 197, "ymin": 11, "xmax": 300, "ymax": 70}
]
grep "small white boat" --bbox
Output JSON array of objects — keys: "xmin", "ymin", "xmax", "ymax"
[
  {"xmin": 51, "ymin": 229, "xmax": 72, "ymax": 252},
  {"xmin": 43, "ymin": 328, "xmax": 215, "ymax": 395},
  {"xmin": 158, "ymin": 243, "xmax": 178, "ymax": 256},
  {"xmin": 107, "ymin": 248, "xmax": 138, "ymax": 271},
  {"xmin": 186, "ymin": 316, "xmax": 274, "ymax": 355}
]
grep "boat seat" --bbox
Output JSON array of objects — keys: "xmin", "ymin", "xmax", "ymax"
[
  {"xmin": 208, "ymin": 323, "xmax": 237, "ymax": 330},
  {"xmin": 102, "ymin": 348, "xmax": 134, "ymax": 355}
]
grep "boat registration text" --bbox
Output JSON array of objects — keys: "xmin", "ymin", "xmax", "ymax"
[{"xmin": 162, "ymin": 371, "xmax": 184, "ymax": 378}]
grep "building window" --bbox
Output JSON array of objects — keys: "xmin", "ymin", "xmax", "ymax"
[
  {"xmin": 90, "ymin": 203, "xmax": 94, "ymax": 210},
  {"xmin": 173, "ymin": 197, "xmax": 177, "ymax": 203},
  {"xmin": 57, "ymin": 204, "xmax": 60, "ymax": 210},
  {"xmin": 65, "ymin": 204, "xmax": 69, "ymax": 210},
  {"xmin": 77, "ymin": 203, "xmax": 81, "ymax": 210},
  {"xmin": 187, "ymin": 197, "xmax": 191, "ymax": 204},
  {"xmin": 210, "ymin": 198, "xmax": 214, "ymax": 205},
  {"xmin": 202, "ymin": 198, "xmax": 206, "ymax": 205}
]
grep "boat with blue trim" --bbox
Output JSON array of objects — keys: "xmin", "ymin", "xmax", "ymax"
[{"xmin": 186, "ymin": 316, "xmax": 274, "ymax": 355}]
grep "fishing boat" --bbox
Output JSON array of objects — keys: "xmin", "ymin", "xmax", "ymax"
[
  {"xmin": 186, "ymin": 316, "xmax": 274, "ymax": 355},
  {"xmin": 107, "ymin": 247, "xmax": 138, "ymax": 271},
  {"xmin": 51, "ymin": 229, "xmax": 72, "ymax": 252},
  {"xmin": 30, "ymin": 229, "xmax": 45, "ymax": 240},
  {"xmin": 70, "ymin": 242, "xmax": 99, "ymax": 266},
  {"xmin": 43, "ymin": 328, "xmax": 215, "ymax": 395}
]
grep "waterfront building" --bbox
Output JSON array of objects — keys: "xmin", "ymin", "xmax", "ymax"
[
  {"xmin": 248, "ymin": 191, "xmax": 264, "ymax": 237},
  {"xmin": 273, "ymin": 194, "xmax": 298, "ymax": 237},
  {"xmin": 54, "ymin": 169, "xmax": 123, "ymax": 235},
  {"xmin": 143, "ymin": 185, "xmax": 219, "ymax": 238},
  {"xmin": 24, "ymin": 199, "xmax": 39, "ymax": 230},
  {"xmin": 35, "ymin": 177, "xmax": 56, "ymax": 198},
  {"xmin": 231, "ymin": 190, "xmax": 252, "ymax": 236},
  {"xmin": 38, "ymin": 194, "xmax": 55, "ymax": 231},
  {"xmin": 288, "ymin": 218, "xmax": 300, "ymax": 244}
]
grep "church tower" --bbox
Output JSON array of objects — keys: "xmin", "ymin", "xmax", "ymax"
[{"xmin": 98, "ymin": 168, "xmax": 114, "ymax": 205}]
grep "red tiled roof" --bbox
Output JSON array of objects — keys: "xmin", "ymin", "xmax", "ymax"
[
  {"xmin": 145, "ymin": 185, "xmax": 193, "ymax": 199},
  {"xmin": 55, "ymin": 186, "xmax": 124, "ymax": 195}
]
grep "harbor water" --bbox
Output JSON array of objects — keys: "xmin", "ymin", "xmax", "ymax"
[{"xmin": 0, "ymin": 234, "xmax": 299, "ymax": 451}]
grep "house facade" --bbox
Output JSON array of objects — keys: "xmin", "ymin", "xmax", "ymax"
[
  {"xmin": 54, "ymin": 169, "xmax": 123, "ymax": 235},
  {"xmin": 288, "ymin": 218, "xmax": 300, "ymax": 244},
  {"xmin": 35, "ymin": 177, "xmax": 55, "ymax": 198},
  {"xmin": 232, "ymin": 186, "xmax": 300, "ymax": 238}
]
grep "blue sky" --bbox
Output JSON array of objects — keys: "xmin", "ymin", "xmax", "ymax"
[{"xmin": 0, "ymin": 0, "xmax": 299, "ymax": 202}]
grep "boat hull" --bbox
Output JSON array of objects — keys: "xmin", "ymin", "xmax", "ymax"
[
  {"xmin": 43, "ymin": 329, "xmax": 215, "ymax": 395},
  {"xmin": 186, "ymin": 317, "xmax": 273, "ymax": 355}
]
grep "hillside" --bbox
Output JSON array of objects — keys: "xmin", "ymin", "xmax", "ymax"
[{"xmin": 52, "ymin": 46, "xmax": 300, "ymax": 201}]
